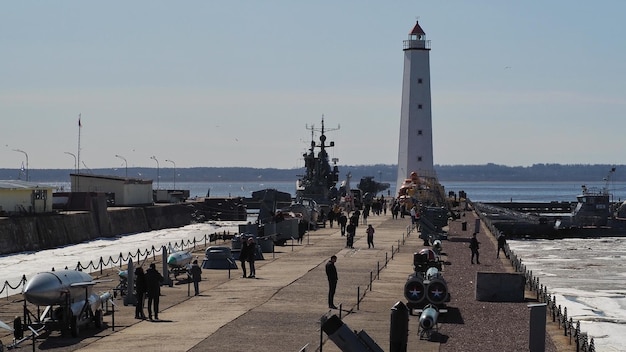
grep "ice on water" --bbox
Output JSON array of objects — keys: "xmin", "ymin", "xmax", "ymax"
[{"xmin": 510, "ymin": 237, "xmax": 626, "ymax": 351}]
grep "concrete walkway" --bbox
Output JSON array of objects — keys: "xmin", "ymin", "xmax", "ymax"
[{"xmin": 76, "ymin": 214, "xmax": 422, "ymax": 352}]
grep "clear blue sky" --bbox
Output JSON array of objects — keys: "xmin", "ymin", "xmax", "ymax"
[{"xmin": 2, "ymin": 1, "xmax": 625, "ymax": 171}]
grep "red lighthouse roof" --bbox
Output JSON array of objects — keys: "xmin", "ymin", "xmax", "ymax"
[{"xmin": 409, "ymin": 21, "xmax": 426, "ymax": 36}]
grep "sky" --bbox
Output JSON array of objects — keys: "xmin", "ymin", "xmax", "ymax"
[{"xmin": 1, "ymin": 1, "xmax": 625, "ymax": 171}]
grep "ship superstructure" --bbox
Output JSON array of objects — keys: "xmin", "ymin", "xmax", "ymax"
[{"xmin": 295, "ymin": 118, "xmax": 340, "ymax": 206}]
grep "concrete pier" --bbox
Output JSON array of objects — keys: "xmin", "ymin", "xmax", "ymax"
[{"xmin": 0, "ymin": 205, "xmax": 567, "ymax": 351}]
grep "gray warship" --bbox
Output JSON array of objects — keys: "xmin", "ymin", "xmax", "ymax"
[{"xmin": 295, "ymin": 118, "xmax": 340, "ymax": 208}]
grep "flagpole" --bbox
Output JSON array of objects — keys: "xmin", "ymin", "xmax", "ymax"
[{"xmin": 77, "ymin": 114, "xmax": 81, "ymax": 191}]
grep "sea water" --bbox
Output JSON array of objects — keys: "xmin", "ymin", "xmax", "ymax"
[{"xmin": 48, "ymin": 180, "xmax": 626, "ymax": 203}]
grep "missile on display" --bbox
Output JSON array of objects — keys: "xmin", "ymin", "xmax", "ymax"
[
  {"xmin": 167, "ymin": 250, "xmax": 193, "ymax": 277},
  {"xmin": 13, "ymin": 269, "xmax": 112, "ymax": 344}
]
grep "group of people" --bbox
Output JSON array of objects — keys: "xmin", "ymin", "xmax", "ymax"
[
  {"xmin": 134, "ymin": 260, "xmax": 203, "ymax": 320},
  {"xmin": 469, "ymin": 232, "xmax": 508, "ymax": 265},
  {"xmin": 133, "ymin": 263, "xmax": 164, "ymax": 321}
]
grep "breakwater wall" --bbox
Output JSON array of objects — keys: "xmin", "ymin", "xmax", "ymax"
[{"xmin": 0, "ymin": 202, "xmax": 205, "ymax": 256}]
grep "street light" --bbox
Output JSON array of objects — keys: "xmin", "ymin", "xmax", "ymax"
[
  {"xmin": 150, "ymin": 156, "xmax": 160, "ymax": 189},
  {"xmin": 165, "ymin": 159, "xmax": 176, "ymax": 190},
  {"xmin": 115, "ymin": 154, "xmax": 128, "ymax": 178},
  {"xmin": 12, "ymin": 148, "xmax": 29, "ymax": 181},
  {"xmin": 64, "ymin": 152, "xmax": 77, "ymax": 174}
]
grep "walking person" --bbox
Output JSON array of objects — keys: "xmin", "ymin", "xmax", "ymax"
[
  {"xmin": 366, "ymin": 224, "xmax": 375, "ymax": 249},
  {"xmin": 134, "ymin": 267, "xmax": 147, "ymax": 319},
  {"xmin": 325, "ymin": 255, "xmax": 338, "ymax": 309},
  {"xmin": 189, "ymin": 259, "xmax": 202, "ymax": 296},
  {"xmin": 327, "ymin": 208, "xmax": 335, "ymax": 228},
  {"xmin": 145, "ymin": 263, "xmax": 164, "ymax": 321},
  {"xmin": 351, "ymin": 210, "xmax": 360, "ymax": 227},
  {"xmin": 470, "ymin": 232, "xmax": 480, "ymax": 264},
  {"xmin": 346, "ymin": 221, "xmax": 356, "ymax": 248},
  {"xmin": 497, "ymin": 234, "xmax": 508, "ymax": 259},
  {"xmin": 410, "ymin": 205, "xmax": 417, "ymax": 225},
  {"xmin": 391, "ymin": 201, "xmax": 400, "ymax": 219},
  {"xmin": 362, "ymin": 207, "xmax": 369, "ymax": 225},
  {"xmin": 338, "ymin": 212, "xmax": 348, "ymax": 236}
]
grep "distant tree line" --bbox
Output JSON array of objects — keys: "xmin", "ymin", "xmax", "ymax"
[{"xmin": 0, "ymin": 163, "xmax": 623, "ymax": 183}]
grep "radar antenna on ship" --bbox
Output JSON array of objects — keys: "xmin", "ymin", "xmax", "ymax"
[
  {"xmin": 305, "ymin": 115, "xmax": 341, "ymax": 147},
  {"xmin": 604, "ymin": 167, "xmax": 616, "ymax": 199}
]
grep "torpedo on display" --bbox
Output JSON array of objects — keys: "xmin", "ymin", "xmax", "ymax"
[
  {"xmin": 418, "ymin": 304, "xmax": 440, "ymax": 340},
  {"xmin": 405, "ymin": 249, "xmax": 450, "ymax": 314},
  {"xmin": 167, "ymin": 250, "xmax": 194, "ymax": 277},
  {"xmin": 9, "ymin": 269, "xmax": 112, "ymax": 348}
]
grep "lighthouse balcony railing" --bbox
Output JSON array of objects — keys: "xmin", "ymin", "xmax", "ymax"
[{"xmin": 403, "ymin": 39, "xmax": 431, "ymax": 50}]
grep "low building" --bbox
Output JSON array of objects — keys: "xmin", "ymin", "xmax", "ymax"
[
  {"xmin": 0, "ymin": 180, "xmax": 56, "ymax": 214},
  {"xmin": 70, "ymin": 173, "xmax": 153, "ymax": 206}
]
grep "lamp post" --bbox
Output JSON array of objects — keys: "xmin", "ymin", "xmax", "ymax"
[
  {"xmin": 150, "ymin": 156, "xmax": 160, "ymax": 189},
  {"xmin": 115, "ymin": 154, "xmax": 128, "ymax": 178},
  {"xmin": 165, "ymin": 159, "xmax": 176, "ymax": 190},
  {"xmin": 64, "ymin": 152, "xmax": 77, "ymax": 174},
  {"xmin": 13, "ymin": 148, "xmax": 29, "ymax": 181}
]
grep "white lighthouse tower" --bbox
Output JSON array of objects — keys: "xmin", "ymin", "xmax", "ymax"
[{"xmin": 396, "ymin": 20, "xmax": 435, "ymax": 194}]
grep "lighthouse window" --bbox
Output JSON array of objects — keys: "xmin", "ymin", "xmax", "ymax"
[
  {"xmin": 417, "ymin": 156, "xmax": 423, "ymax": 162},
  {"xmin": 417, "ymin": 130, "xmax": 423, "ymax": 135},
  {"xmin": 418, "ymin": 104, "xmax": 423, "ymax": 109},
  {"xmin": 418, "ymin": 78, "xmax": 423, "ymax": 84}
]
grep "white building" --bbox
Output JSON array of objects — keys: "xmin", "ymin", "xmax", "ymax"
[
  {"xmin": 70, "ymin": 174, "xmax": 153, "ymax": 206},
  {"xmin": 0, "ymin": 180, "xmax": 55, "ymax": 214},
  {"xmin": 396, "ymin": 20, "xmax": 435, "ymax": 194}
]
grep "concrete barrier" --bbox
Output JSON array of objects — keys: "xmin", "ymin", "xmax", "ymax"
[{"xmin": 475, "ymin": 272, "xmax": 525, "ymax": 302}]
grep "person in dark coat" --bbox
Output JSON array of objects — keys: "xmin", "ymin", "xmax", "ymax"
[
  {"xmin": 134, "ymin": 267, "xmax": 147, "ymax": 319},
  {"xmin": 366, "ymin": 224, "xmax": 375, "ymax": 249},
  {"xmin": 470, "ymin": 233, "xmax": 480, "ymax": 264},
  {"xmin": 239, "ymin": 237, "xmax": 249, "ymax": 278},
  {"xmin": 145, "ymin": 263, "xmax": 164, "ymax": 320},
  {"xmin": 350, "ymin": 210, "xmax": 360, "ymax": 227},
  {"xmin": 325, "ymin": 255, "xmax": 338, "ymax": 309},
  {"xmin": 346, "ymin": 221, "xmax": 356, "ymax": 248},
  {"xmin": 338, "ymin": 213, "xmax": 348, "ymax": 236},
  {"xmin": 239, "ymin": 237, "xmax": 256, "ymax": 278},
  {"xmin": 327, "ymin": 209, "xmax": 336, "ymax": 228},
  {"xmin": 497, "ymin": 234, "xmax": 508, "ymax": 259},
  {"xmin": 189, "ymin": 259, "xmax": 202, "ymax": 296}
]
